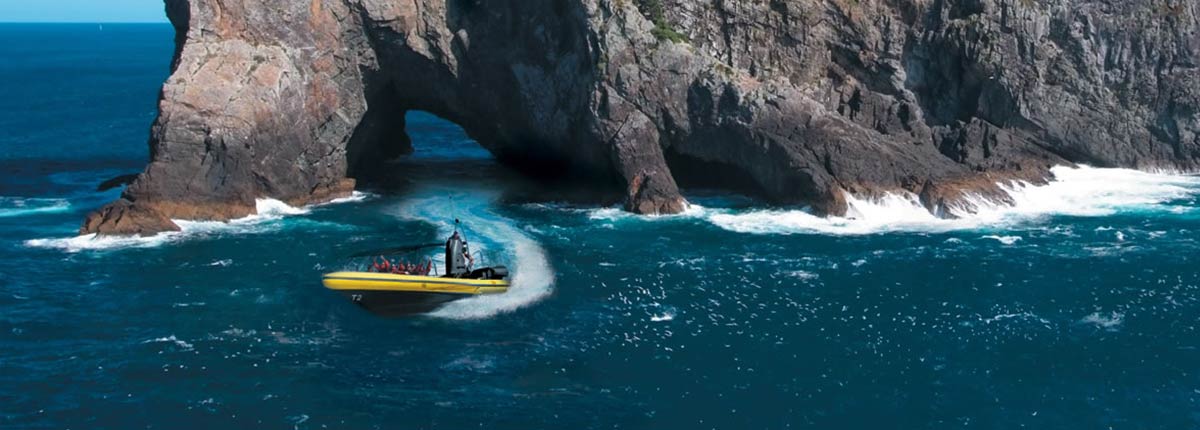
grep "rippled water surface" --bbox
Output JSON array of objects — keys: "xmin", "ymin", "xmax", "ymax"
[{"xmin": 3, "ymin": 24, "xmax": 1200, "ymax": 429}]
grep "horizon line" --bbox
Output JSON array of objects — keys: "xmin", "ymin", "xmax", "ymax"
[{"xmin": 0, "ymin": 20, "xmax": 170, "ymax": 24}]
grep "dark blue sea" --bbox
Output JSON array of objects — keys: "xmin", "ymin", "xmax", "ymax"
[{"xmin": 3, "ymin": 24, "xmax": 1200, "ymax": 429}]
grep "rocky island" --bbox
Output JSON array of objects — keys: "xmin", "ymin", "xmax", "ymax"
[{"xmin": 82, "ymin": 0, "xmax": 1198, "ymax": 235}]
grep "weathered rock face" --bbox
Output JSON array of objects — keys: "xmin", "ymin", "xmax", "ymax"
[{"xmin": 84, "ymin": 0, "xmax": 1199, "ymax": 235}]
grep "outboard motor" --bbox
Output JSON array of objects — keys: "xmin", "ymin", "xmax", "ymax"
[
  {"xmin": 445, "ymin": 231, "xmax": 470, "ymax": 277},
  {"xmin": 468, "ymin": 265, "xmax": 509, "ymax": 280}
]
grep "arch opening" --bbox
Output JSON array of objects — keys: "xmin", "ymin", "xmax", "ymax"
[
  {"xmin": 345, "ymin": 108, "xmax": 503, "ymax": 191},
  {"xmin": 663, "ymin": 145, "xmax": 769, "ymax": 204}
]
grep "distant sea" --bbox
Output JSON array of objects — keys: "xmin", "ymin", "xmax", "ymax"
[{"xmin": 3, "ymin": 23, "xmax": 1200, "ymax": 429}]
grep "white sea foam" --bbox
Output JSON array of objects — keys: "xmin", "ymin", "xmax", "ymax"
[
  {"xmin": 0, "ymin": 197, "xmax": 71, "ymax": 218},
  {"xmin": 707, "ymin": 166, "xmax": 1200, "ymax": 235},
  {"xmin": 25, "ymin": 197, "xmax": 341, "ymax": 252},
  {"xmin": 314, "ymin": 191, "xmax": 373, "ymax": 206},
  {"xmin": 707, "ymin": 192, "xmax": 958, "ymax": 235},
  {"xmin": 1079, "ymin": 311, "xmax": 1124, "ymax": 329},
  {"xmin": 587, "ymin": 201, "xmax": 707, "ymax": 222},
  {"xmin": 782, "ymin": 270, "xmax": 820, "ymax": 280},
  {"xmin": 981, "ymin": 235, "xmax": 1022, "ymax": 245},
  {"xmin": 650, "ymin": 312, "xmax": 675, "ymax": 322},
  {"xmin": 396, "ymin": 188, "xmax": 555, "ymax": 319},
  {"xmin": 25, "ymin": 231, "xmax": 182, "ymax": 252},
  {"xmin": 982, "ymin": 312, "xmax": 1050, "ymax": 325},
  {"xmin": 142, "ymin": 335, "xmax": 194, "ymax": 350}
]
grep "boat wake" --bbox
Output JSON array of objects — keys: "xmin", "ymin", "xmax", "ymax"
[
  {"xmin": 393, "ymin": 187, "xmax": 554, "ymax": 319},
  {"xmin": 24, "ymin": 193, "xmax": 371, "ymax": 252},
  {"xmin": 668, "ymin": 166, "xmax": 1197, "ymax": 235}
]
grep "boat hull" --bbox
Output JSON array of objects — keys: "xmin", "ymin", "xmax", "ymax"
[{"xmin": 322, "ymin": 271, "xmax": 508, "ymax": 316}]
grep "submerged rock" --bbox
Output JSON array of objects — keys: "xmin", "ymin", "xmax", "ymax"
[{"xmin": 83, "ymin": 0, "xmax": 1199, "ymax": 234}]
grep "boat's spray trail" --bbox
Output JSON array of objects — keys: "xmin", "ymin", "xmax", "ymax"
[{"xmin": 392, "ymin": 187, "xmax": 554, "ymax": 319}]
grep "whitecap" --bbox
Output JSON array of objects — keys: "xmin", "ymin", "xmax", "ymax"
[
  {"xmin": 782, "ymin": 270, "xmax": 820, "ymax": 280},
  {"xmin": 983, "ymin": 312, "xmax": 1048, "ymax": 325},
  {"xmin": 650, "ymin": 312, "xmax": 675, "ymax": 322},
  {"xmin": 0, "ymin": 197, "xmax": 70, "ymax": 218},
  {"xmin": 981, "ymin": 235, "xmax": 1022, "ymax": 245},
  {"xmin": 1079, "ymin": 311, "xmax": 1124, "ymax": 329},
  {"xmin": 142, "ymin": 335, "xmax": 194, "ymax": 350},
  {"xmin": 442, "ymin": 356, "xmax": 495, "ymax": 372}
]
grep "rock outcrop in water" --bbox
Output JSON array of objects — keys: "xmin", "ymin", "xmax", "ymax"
[{"xmin": 83, "ymin": 0, "xmax": 1199, "ymax": 235}]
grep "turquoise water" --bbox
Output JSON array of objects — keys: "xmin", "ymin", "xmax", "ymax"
[{"xmin": 4, "ymin": 24, "xmax": 1200, "ymax": 429}]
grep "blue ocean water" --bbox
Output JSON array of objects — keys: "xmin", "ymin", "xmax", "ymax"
[{"xmin": 3, "ymin": 23, "xmax": 1200, "ymax": 429}]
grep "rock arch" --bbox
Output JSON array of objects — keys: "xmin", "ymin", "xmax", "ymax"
[
  {"xmin": 84, "ymin": 0, "xmax": 687, "ymax": 235},
  {"xmin": 82, "ymin": 0, "xmax": 1200, "ymax": 235}
]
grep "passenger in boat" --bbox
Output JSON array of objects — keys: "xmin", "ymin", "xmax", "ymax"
[{"xmin": 372, "ymin": 256, "xmax": 391, "ymax": 273}]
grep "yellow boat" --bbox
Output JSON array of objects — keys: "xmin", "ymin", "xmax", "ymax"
[
  {"xmin": 323, "ymin": 271, "xmax": 509, "ymax": 315},
  {"xmin": 323, "ymin": 226, "xmax": 510, "ymax": 315}
]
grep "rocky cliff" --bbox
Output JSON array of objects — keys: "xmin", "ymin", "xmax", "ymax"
[{"xmin": 83, "ymin": 0, "xmax": 1199, "ymax": 235}]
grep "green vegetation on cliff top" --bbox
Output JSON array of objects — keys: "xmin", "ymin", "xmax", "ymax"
[{"xmin": 635, "ymin": 0, "xmax": 687, "ymax": 43}]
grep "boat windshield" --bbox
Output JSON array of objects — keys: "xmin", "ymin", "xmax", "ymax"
[{"xmin": 346, "ymin": 247, "xmax": 506, "ymax": 277}]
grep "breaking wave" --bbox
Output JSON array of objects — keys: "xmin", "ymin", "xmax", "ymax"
[
  {"xmin": 0, "ymin": 197, "xmax": 70, "ymax": 218},
  {"xmin": 24, "ymin": 193, "xmax": 370, "ymax": 252},
  {"xmin": 394, "ymin": 187, "xmax": 554, "ymax": 319},
  {"xmin": 586, "ymin": 204, "xmax": 709, "ymax": 222},
  {"xmin": 706, "ymin": 166, "xmax": 1200, "ymax": 235}
]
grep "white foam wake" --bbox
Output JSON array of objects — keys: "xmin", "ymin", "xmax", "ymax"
[
  {"xmin": 707, "ymin": 166, "xmax": 1200, "ymax": 235},
  {"xmin": 394, "ymin": 188, "xmax": 554, "ymax": 319},
  {"xmin": 25, "ymin": 193, "xmax": 370, "ymax": 252}
]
